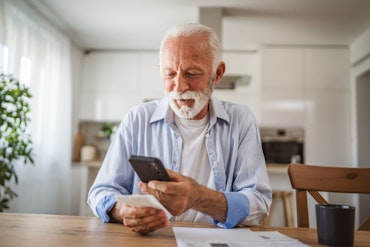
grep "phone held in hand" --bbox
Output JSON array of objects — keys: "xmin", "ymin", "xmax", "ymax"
[{"xmin": 129, "ymin": 155, "xmax": 171, "ymax": 182}]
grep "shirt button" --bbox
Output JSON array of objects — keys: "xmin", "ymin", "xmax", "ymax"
[{"xmin": 205, "ymin": 133, "xmax": 210, "ymax": 137}]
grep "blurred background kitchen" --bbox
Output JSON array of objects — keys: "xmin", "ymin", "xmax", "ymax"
[{"xmin": 0, "ymin": 0, "xmax": 369, "ymax": 228}]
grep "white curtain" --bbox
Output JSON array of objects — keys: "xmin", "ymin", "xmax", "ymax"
[{"xmin": 1, "ymin": 0, "xmax": 73, "ymax": 214}]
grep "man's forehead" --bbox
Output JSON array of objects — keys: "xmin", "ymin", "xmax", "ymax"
[
  {"xmin": 163, "ymin": 35, "xmax": 210, "ymax": 53},
  {"xmin": 161, "ymin": 37, "xmax": 212, "ymax": 65}
]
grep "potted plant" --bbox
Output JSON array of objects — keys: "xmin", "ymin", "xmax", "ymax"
[
  {"xmin": 96, "ymin": 122, "xmax": 117, "ymax": 140},
  {"xmin": 0, "ymin": 73, "xmax": 34, "ymax": 212}
]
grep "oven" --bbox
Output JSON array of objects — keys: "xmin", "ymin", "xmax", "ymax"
[{"xmin": 260, "ymin": 127, "xmax": 304, "ymax": 164}]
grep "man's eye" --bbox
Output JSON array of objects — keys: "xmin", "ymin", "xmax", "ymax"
[
  {"xmin": 185, "ymin": 72, "xmax": 201, "ymax": 78},
  {"xmin": 164, "ymin": 72, "xmax": 176, "ymax": 79}
]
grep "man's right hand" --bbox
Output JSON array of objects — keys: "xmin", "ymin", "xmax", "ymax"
[{"xmin": 109, "ymin": 201, "xmax": 168, "ymax": 234}]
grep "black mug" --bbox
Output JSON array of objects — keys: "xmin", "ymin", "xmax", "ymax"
[{"xmin": 315, "ymin": 204, "xmax": 355, "ymax": 247}]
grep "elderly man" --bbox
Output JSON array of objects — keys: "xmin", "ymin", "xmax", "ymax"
[{"xmin": 88, "ymin": 23, "xmax": 271, "ymax": 234}]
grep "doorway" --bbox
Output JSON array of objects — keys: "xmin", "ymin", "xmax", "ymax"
[{"xmin": 356, "ymin": 69, "xmax": 370, "ymax": 226}]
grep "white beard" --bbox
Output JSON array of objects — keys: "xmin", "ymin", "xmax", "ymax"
[{"xmin": 165, "ymin": 81, "xmax": 214, "ymax": 119}]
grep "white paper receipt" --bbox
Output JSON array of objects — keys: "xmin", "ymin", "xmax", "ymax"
[
  {"xmin": 173, "ymin": 227, "xmax": 309, "ymax": 247},
  {"xmin": 115, "ymin": 194, "xmax": 172, "ymax": 219}
]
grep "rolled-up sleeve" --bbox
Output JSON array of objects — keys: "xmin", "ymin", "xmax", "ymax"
[{"xmin": 214, "ymin": 192, "xmax": 250, "ymax": 228}]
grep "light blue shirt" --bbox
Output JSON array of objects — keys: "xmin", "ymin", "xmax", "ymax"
[{"xmin": 87, "ymin": 96, "xmax": 271, "ymax": 228}]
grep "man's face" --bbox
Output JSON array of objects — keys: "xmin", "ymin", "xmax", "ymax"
[{"xmin": 160, "ymin": 34, "xmax": 215, "ymax": 120}]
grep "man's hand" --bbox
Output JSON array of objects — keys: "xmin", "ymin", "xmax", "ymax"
[
  {"xmin": 109, "ymin": 201, "xmax": 168, "ymax": 234},
  {"xmin": 139, "ymin": 170, "xmax": 198, "ymax": 215},
  {"xmin": 139, "ymin": 170, "xmax": 227, "ymax": 223}
]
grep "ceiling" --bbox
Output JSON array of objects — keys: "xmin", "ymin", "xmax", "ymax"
[{"xmin": 29, "ymin": 0, "xmax": 370, "ymax": 51}]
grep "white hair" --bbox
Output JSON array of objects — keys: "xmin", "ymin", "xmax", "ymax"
[{"xmin": 159, "ymin": 23, "xmax": 222, "ymax": 74}]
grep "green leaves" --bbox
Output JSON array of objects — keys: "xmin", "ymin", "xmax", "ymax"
[
  {"xmin": 97, "ymin": 122, "xmax": 117, "ymax": 139},
  {"xmin": 0, "ymin": 73, "xmax": 34, "ymax": 212}
]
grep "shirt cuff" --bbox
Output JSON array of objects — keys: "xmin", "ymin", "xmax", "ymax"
[
  {"xmin": 96, "ymin": 194, "xmax": 117, "ymax": 223},
  {"xmin": 214, "ymin": 192, "xmax": 250, "ymax": 229}
]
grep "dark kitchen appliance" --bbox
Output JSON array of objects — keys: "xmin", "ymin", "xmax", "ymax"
[{"xmin": 260, "ymin": 127, "xmax": 304, "ymax": 164}]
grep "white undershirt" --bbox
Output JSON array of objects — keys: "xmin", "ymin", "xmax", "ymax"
[{"xmin": 174, "ymin": 114, "xmax": 215, "ymax": 223}]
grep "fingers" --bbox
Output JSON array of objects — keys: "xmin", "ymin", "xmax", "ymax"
[
  {"xmin": 148, "ymin": 180, "xmax": 171, "ymax": 193},
  {"xmin": 139, "ymin": 180, "xmax": 174, "ymax": 195},
  {"xmin": 138, "ymin": 170, "xmax": 184, "ymax": 194},
  {"xmin": 138, "ymin": 181, "xmax": 149, "ymax": 193},
  {"xmin": 113, "ymin": 200, "xmax": 168, "ymax": 234},
  {"xmin": 137, "ymin": 171, "xmax": 201, "ymax": 217},
  {"xmin": 140, "ymin": 184, "xmax": 191, "ymax": 216},
  {"xmin": 167, "ymin": 169, "xmax": 185, "ymax": 182},
  {"xmin": 121, "ymin": 204, "xmax": 157, "ymax": 219},
  {"xmin": 123, "ymin": 209, "xmax": 168, "ymax": 234}
]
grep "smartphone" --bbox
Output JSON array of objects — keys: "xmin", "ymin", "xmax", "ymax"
[{"xmin": 129, "ymin": 155, "xmax": 171, "ymax": 182}]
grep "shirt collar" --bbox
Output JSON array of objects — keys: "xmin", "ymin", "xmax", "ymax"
[{"xmin": 150, "ymin": 95, "xmax": 230, "ymax": 126}]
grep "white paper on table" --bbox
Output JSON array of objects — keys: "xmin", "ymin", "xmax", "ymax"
[
  {"xmin": 172, "ymin": 227, "xmax": 309, "ymax": 247},
  {"xmin": 255, "ymin": 231, "xmax": 309, "ymax": 246}
]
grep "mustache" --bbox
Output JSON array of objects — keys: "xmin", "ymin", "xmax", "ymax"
[
  {"xmin": 166, "ymin": 90, "xmax": 200, "ymax": 100},
  {"xmin": 166, "ymin": 78, "xmax": 215, "ymax": 100}
]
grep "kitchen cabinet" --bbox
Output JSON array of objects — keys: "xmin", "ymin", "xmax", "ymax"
[
  {"xmin": 261, "ymin": 88, "xmax": 305, "ymax": 127},
  {"xmin": 81, "ymin": 52, "xmax": 138, "ymax": 93},
  {"xmin": 261, "ymin": 46, "xmax": 349, "ymax": 90},
  {"xmin": 73, "ymin": 161, "xmax": 100, "ymax": 216},
  {"xmin": 261, "ymin": 47, "xmax": 305, "ymax": 127},
  {"xmin": 261, "ymin": 47, "xmax": 304, "ymax": 89},
  {"xmin": 304, "ymin": 89, "xmax": 351, "ymax": 165},
  {"xmin": 79, "ymin": 51, "xmax": 161, "ymax": 121},
  {"xmin": 303, "ymin": 48, "xmax": 351, "ymax": 166},
  {"xmin": 260, "ymin": 46, "xmax": 351, "ymax": 167}
]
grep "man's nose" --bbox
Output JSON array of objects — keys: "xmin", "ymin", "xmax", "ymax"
[{"xmin": 173, "ymin": 75, "xmax": 189, "ymax": 93}]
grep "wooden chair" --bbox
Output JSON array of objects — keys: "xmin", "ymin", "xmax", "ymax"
[{"xmin": 288, "ymin": 163, "xmax": 370, "ymax": 230}]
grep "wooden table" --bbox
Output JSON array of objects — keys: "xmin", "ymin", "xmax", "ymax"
[{"xmin": 0, "ymin": 213, "xmax": 369, "ymax": 247}]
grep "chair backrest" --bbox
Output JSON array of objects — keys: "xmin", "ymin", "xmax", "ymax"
[{"xmin": 288, "ymin": 163, "xmax": 370, "ymax": 230}]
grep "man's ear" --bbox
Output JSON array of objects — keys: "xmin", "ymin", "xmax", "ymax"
[{"xmin": 214, "ymin": 62, "xmax": 226, "ymax": 86}]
